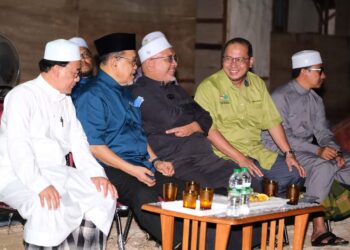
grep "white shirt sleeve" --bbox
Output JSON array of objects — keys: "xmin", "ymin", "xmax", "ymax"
[{"xmin": 4, "ymin": 86, "xmax": 51, "ymax": 194}]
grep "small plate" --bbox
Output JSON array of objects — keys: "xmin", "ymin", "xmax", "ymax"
[{"xmin": 299, "ymin": 195, "xmax": 319, "ymax": 204}]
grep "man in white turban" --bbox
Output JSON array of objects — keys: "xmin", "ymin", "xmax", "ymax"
[
  {"xmin": 69, "ymin": 37, "xmax": 95, "ymax": 102},
  {"xmin": 0, "ymin": 39, "xmax": 117, "ymax": 249},
  {"xmin": 263, "ymin": 50, "xmax": 350, "ymax": 247}
]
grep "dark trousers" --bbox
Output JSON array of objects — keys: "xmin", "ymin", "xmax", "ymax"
[
  {"xmin": 105, "ymin": 167, "xmax": 186, "ymax": 245},
  {"xmin": 173, "ymin": 153, "xmax": 262, "ymax": 191},
  {"xmin": 254, "ymin": 155, "xmax": 304, "ymax": 197},
  {"xmin": 106, "ymin": 166, "xmax": 262, "ymax": 249}
]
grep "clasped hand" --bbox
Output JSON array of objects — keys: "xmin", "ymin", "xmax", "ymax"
[
  {"xmin": 317, "ymin": 146, "xmax": 345, "ymax": 168},
  {"xmin": 133, "ymin": 161, "xmax": 175, "ymax": 187}
]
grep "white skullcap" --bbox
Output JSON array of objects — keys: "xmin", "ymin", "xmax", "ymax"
[
  {"xmin": 69, "ymin": 37, "xmax": 89, "ymax": 48},
  {"xmin": 138, "ymin": 32, "xmax": 172, "ymax": 63},
  {"xmin": 292, "ymin": 50, "xmax": 322, "ymax": 69},
  {"xmin": 141, "ymin": 31, "xmax": 165, "ymax": 46},
  {"xmin": 44, "ymin": 39, "xmax": 80, "ymax": 62}
]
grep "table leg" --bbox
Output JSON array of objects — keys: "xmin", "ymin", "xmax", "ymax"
[
  {"xmin": 260, "ymin": 222, "xmax": 268, "ymax": 250},
  {"xmin": 277, "ymin": 219, "xmax": 285, "ymax": 250},
  {"xmin": 242, "ymin": 224, "xmax": 253, "ymax": 250},
  {"xmin": 215, "ymin": 224, "xmax": 231, "ymax": 250},
  {"xmin": 199, "ymin": 222, "xmax": 207, "ymax": 250},
  {"xmin": 191, "ymin": 220, "xmax": 199, "ymax": 250},
  {"xmin": 269, "ymin": 220, "xmax": 276, "ymax": 250},
  {"xmin": 293, "ymin": 213, "xmax": 309, "ymax": 250},
  {"xmin": 182, "ymin": 219, "xmax": 190, "ymax": 250},
  {"xmin": 160, "ymin": 214, "xmax": 174, "ymax": 250}
]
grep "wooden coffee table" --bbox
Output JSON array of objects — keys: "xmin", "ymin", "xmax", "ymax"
[{"xmin": 142, "ymin": 203, "xmax": 323, "ymax": 250}]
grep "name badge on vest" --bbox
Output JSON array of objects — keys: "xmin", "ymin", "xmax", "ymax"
[{"xmin": 219, "ymin": 94, "xmax": 230, "ymax": 104}]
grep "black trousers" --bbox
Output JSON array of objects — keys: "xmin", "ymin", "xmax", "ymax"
[
  {"xmin": 105, "ymin": 167, "xmax": 186, "ymax": 245},
  {"xmin": 106, "ymin": 167, "xmax": 262, "ymax": 249},
  {"xmin": 173, "ymin": 155, "xmax": 263, "ymax": 193}
]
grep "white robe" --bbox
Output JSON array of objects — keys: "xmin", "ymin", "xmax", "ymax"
[{"xmin": 0, "ymin": 75, "xmax": 116, "ymax": 247}]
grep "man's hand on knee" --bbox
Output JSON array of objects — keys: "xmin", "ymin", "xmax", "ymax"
[
  {"xmin": 317, "ymin": 146, "xmax": 337, "ymax": 160},
  {"xmin": 285, "ymin": 156, "xmax": 306, "ymax": 177},
  {"xmin": 91, "ymin": 177, "xmax": 118, "ymax": 199},
  {"xmin": 39, "ymin": 185, "xmax": 61, "ymax": 210}
]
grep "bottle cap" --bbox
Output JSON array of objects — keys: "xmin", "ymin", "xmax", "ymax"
[
  {"xmin": 234, "ymin": 168, "xmax": 241, "ymax": 173},
  {"xmin": 241, "ymin": 167, "xmax": 248, "ymax": 172}
]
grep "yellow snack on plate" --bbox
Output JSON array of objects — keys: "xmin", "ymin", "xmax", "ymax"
[
  {"xmin": 257, "ymin": 193, "xmax": 269, "ymax": 201},
  {"xmin": 250, "ymin": 193, "xmax": 269, "ymax": 202}
]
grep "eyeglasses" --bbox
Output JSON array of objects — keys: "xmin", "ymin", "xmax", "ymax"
[
  {"xmin": 81, "ymin": 51, "xmax": 92, "ymax": 60},
  {"xmin": 222, "ymin": 56, "xmax": 250, "ymax": 65},
  {"xmin": 60, "ymin": 64, "xmax": 81, "ymax": 78},
  {"xmin": 72, "ymin": 69, "xmax": 81, "ymax": 78},
  {"xmin": 150, "ymin": 54, "xmax": 178, "ymax": 63},
  {"xmin": 116, "ymin": 56, "xmax": 138, "ymax": 66},
  {"xmin": 308, "ymin": 67, "xmax": 324, "ymax": 75}
]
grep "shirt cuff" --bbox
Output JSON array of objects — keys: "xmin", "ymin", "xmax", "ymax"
[
  {"xmin": 83, "ymin": 166, "xmax": 107, "ymax": 179},
  {"xmin": 30, "ymin": 175, "xmax": 51, "ymax": 194}
]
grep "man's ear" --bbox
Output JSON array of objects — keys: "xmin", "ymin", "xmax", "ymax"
[
  {"xmin": 51, "ymin": 65, "xmax": 61, "ymax": 77},
  {"xmin": 143, "ymin": 60, "xmax": 153, "ymax": 73},
  {"xmin": 112, "ymin": 56, "xmax": 119, "ymax": 68},
  {"xmin": 249, "ymin": 57, "xmax": 254, "ymax": 68}
]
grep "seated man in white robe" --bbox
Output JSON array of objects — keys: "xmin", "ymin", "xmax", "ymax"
[{"xmin": 0, "ymin": 39, "xmax": 117, "ymax": 249}]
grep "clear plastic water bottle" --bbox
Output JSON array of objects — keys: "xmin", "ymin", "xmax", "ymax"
[
  {"xmin": 240, "ymin": 187, "xmax": 251, "ymax": 215},
  {"xmin": 241, "ymin": 167, "xmax": 251, "ymax": 188},
  {"xmin": 227, "ymin": 168, "xmax": 242, "ymax": 216}
]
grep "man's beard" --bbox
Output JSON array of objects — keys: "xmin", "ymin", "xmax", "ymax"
[{"xmin": 80, "ymin": 70, "xmax": 93, "ymax": 78}]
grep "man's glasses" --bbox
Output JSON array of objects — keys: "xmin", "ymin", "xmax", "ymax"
[
  {"xmin": 60, "ymin": 64, "xmax": 81, "ymax": 78},
  {"xmin": 116, "ymin": 56, "xmax": 138, "ymax": 66},
  {"xmin": 308, "ymin": 67, "xmax": 324, "ymax": 75},
  {"xmin": 150, "ymin": 54, "xmax": 178, "ymax": 63},
  {"xmin": 222, "ymin": 56, "xmax": 250, "ymax": 65},
  {"xmin": 72, "ymin": 69, "xmax": 81, "ymax": 79}
]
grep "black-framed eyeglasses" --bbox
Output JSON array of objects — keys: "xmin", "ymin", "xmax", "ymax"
[
  {"xmin": 72, "ymin": 69, "xmax": 81, "ymax": 78},
  {"xmin": 308, "ymin": 67, "xmax": 324, "ymax": 75},
  {"xmin": 222, "ymin": 56, "xmax": 250, "ymax": 65},
  {"xmin": 150, "ymin": 54, "xmax": 178, "ymax": 63},
  {"xmin": 116, "ymin": 56, "xmax": 138, "ymax": 66},
  {"xmin": 59, "ymin": 64, "xmax": 81, "ymax": 78}
]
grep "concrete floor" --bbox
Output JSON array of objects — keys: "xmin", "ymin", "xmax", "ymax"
[{"xmin": 1, "ymin": 216, "xmax": 350, "ymax": 250}]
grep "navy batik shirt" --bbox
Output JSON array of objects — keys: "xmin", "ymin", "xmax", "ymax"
[
  {"xmin": 71, "ymin": 75, "xmax": 92, "ymax": 103},
  {"xmin": 75, "ymin": 70, "xmax": 155, "ymax": 172}
]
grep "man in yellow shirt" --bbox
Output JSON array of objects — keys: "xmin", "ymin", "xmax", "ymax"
[{"xmin": 195, "ymin": 37, "xmax": 305, "ymax": 196}]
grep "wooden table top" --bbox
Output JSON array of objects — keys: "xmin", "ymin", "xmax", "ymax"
[{"xmin": 142, "ymin": 203, "xmax": 324, "ymax": 225}]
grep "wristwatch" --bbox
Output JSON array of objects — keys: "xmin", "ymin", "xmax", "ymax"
[
  {"xmin": 284, "ymin": 150, "xmax": 295, "ymax": 158},
  {"xmin": 336, "ymin": 151, "xmax": 343, "ymax": 157},
  {"xmin": 151, "ymin": 157, "xmax": 161, "ymax": 165}
]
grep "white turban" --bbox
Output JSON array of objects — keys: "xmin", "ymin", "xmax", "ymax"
[
  {"xmin": 44, "ymin": 39, "xmax": 80, "ymax": 61},
  {"xmin": 69, "ymin": 37, "xmax": 89, "ymax": 48},
  {"xmin": 141, "ymin": 31, "xmax": 165, "ymax": 46},
  {"xmin": 292, "ymin": 50, "xmax": 322, "ymax": 69},
  {"xmin": 138, "ymin": 31, "xmax": 172, "ymax": 63}
]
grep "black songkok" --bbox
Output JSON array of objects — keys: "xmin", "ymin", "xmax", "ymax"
[{"xmin": 94, "ymin": 33, "xmax": 136, "ymax": 56}]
